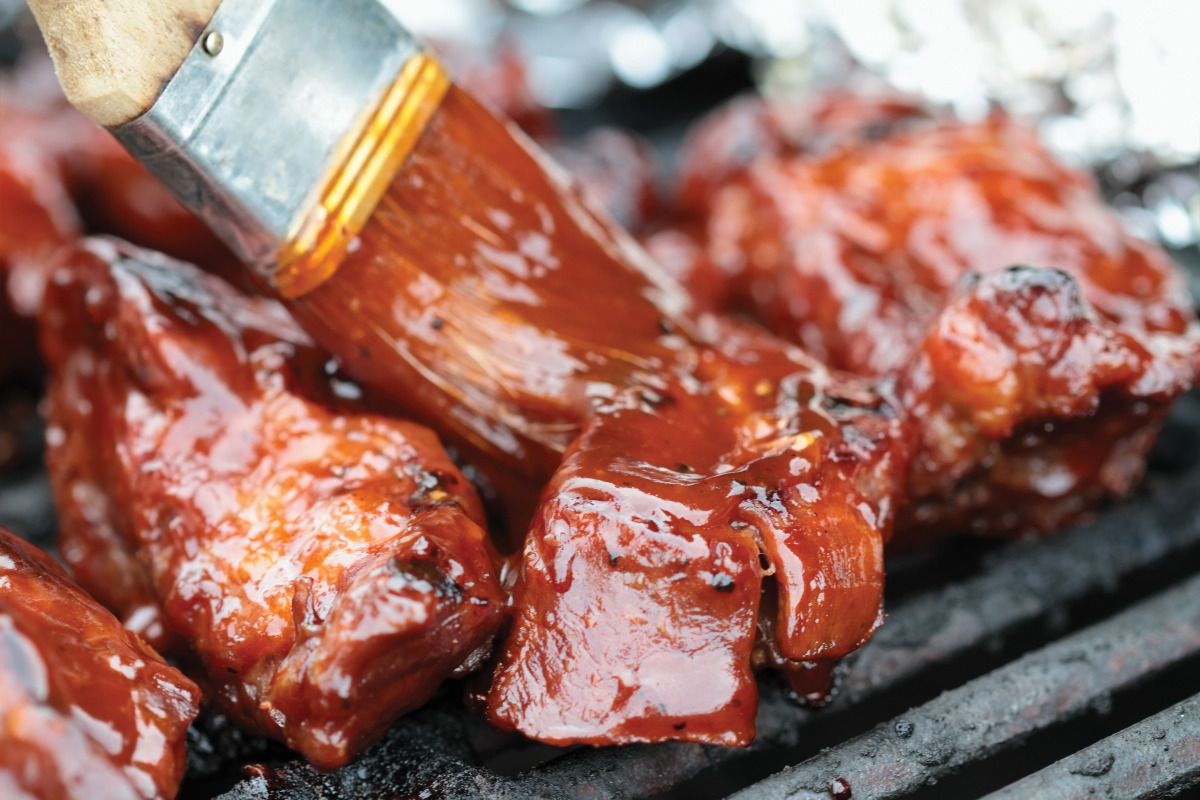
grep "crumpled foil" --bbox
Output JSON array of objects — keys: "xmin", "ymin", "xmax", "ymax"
[{"xmin": 391, "ymin": 0, "xmax": 1198, "ymax": 247}]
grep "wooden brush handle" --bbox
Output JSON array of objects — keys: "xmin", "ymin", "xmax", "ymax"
[{"xmin": 26, "ymin": 0, "xmax": 222, "ymax": 127}]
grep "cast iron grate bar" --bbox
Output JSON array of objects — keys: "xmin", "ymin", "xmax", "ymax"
[
  {"xmin": 728, "ymin": 573, "xmax": 1200, "ymax": 800},
  {"xmin": 216, "ymin": 453, "xmax": 1200, "ymax": 800},
  {"xmin": 981, "ymin": 692, "xmax": 1200, "ymax": 800}
]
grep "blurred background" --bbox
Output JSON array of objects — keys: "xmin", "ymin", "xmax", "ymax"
[
  {"xmin": 1, "ymin": 0, "xmax": 1196, "ymax": 248},
  {"xmin": 383, "ymin": 0, "xmax": 1200, "ymax": 247}
]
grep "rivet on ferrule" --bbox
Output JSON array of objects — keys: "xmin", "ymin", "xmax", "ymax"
[{"xmin": 201, "ymin": 30, "xmax": 224, "ymax": 57}]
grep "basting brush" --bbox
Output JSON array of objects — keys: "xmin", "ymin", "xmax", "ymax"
[{"xmin": 27, "ymin": 0, "xmax": 688, "ymax": 476}]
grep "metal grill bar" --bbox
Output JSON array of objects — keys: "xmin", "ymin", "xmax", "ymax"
[
  {"xmin": 839, "ymin": 466, "xmax": 1200, "ymax": 707},
  {"xmin": 216, "ymin": 455, "xmax": 1200, "ymax": 800},
  {"xmin": 982, "ymin": 693, "xmax": 1200, "ymax": 800},
  {"xmin": 728, "ymin": 573, "xmax": 1200, "ymax": 800}
]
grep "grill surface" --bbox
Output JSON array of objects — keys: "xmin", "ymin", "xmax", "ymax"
[
  {"xmin": 731, "ymin": 574, "xmax": 1200, "ymax": 799},
  {"xmin": 983, "ymin": 694, "xmax": 1200, "ymax": 800}
]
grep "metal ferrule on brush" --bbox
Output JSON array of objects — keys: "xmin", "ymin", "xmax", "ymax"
[{"xmin": 112, "ymin": 0, "xmax": 450, "ymax": 298}]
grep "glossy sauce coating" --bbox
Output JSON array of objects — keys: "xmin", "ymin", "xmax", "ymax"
[
  {"xmin": 488, "ymin": 320, "xmax": 906, "ymax": 743},
  {"xmin": 288, "ymin": 88, "xmax": 909, "ymax": 744},
  {"xmin": 293, "ymin": 86, "xmax": 694, "ymax": 475},
  {"xmin": 676, "ymin": 90, "xmax": 930, "ymax": 221},
  {"xmin": 674, "ymin": 93, "xmax": 1200, "ymax": 536},
  {"xmin": 0, "ymin": 528, "xmax": 199, "ymax": 800},
  {"xmin": 644, "ymin": 91, "xmax": 929, "ymax": 320},
  {"xmin": 681, "ymin": 98, "xmax": 1194, "ymax": 376},
  {"xmin": 896, "ymin": 265, "xmax": 1192, "ymax": 537},
  {"xmin": 40, "ymin": 239, "xmax": 507, "ymax": 769}
]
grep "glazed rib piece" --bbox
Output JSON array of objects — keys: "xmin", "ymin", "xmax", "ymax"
[
  {"xmin": 642, "ymin": 91, "xmax": 930, "ymax": 318},
  {"xmin": 672, "ymin": 93, "xmax": 1200, "ymax": 536},
  {"xmin": 0, "ymin": 113, "xmax": 79, "ymax": 318},
  {"xmin": 0, "ymin": 528, "xmax": 199, "ymax": 800},
  {"xmin": 487, "ymin": 320, "xmax": 906, "ymax": 743},
  {"xmin": 674, "ymin": 90, "xmax": 930, "ymax": 222},
  {"xmin": 40, "ymin": 238, "xmax": 507, "ymax": 769},
  {"xmin": 680, "ymin": 102, "xmax": 1193, "ymax": 375},
  {"xmin": 897, "ymin": 265, "xmax": 1195, "ymax": 537}
]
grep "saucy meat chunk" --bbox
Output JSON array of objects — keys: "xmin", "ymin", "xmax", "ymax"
[
  {"xmin": 644, "ymin": 91, "xmax": 930, "ymax": 318},
  {"xmin": 675, "ymin": 90, "xmax": 930, "ymax": 221},
  {"xmin": 683, "ymin": 108, "xmax": 1193, "ymax": 375},
  {"xmin": 897, "ymin": 265, "xmax": 1194, "ymax": 537},
  {"xmin": 675, "ymin": 94, "xmax": 1200, "ymax": 535},
  {"xmin": 0, "ymin": 528, "xmax": 199, "ymax": 800},
  {"xmin": 487, "ymin": 321, "xmax": 906, "ymax": 744},
  {"xmin": 40, "ymin": 239, "xmax": 506, "ymax": 769}
]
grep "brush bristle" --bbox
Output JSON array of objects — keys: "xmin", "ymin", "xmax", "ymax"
[{"xmin": 288, "ymin": 86, "xmax": 695, "ymax": 475}]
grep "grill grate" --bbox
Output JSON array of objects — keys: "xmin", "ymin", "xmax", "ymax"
[
  {"xmin": 731, "ymin": 574, "xmax": 1200, "ymax": 799},
  {"xmin": 197, "ymin": 394, "xmax": 1200, "ymax": 800},
  {"xmin": 982, "ymin": 694, "xmax": 1200, "ymax": 800}
]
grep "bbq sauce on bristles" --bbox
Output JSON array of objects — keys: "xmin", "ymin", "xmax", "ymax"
[{"xmin": 288, "ymin": 85, "xmax": 696, "ymax": 477}]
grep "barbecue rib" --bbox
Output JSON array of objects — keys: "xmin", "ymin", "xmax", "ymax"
[
  {"xmin": 670, "ymin": 92, "xmax": 1200, "ymax": 536},
  {"xmin": 486, "ymin": 319, "xmax": 907, "ymax": 744},
  {"xmin": 0, "ymin": 528, "xmax": 199, "ymax": 800},
  {"xmin": 896, "ymin": 265, "xmax": 1196, "ymax": 537},
  {"xmin": 40, "ymin": 239, "xmax": 507, "ymax": 769}
]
